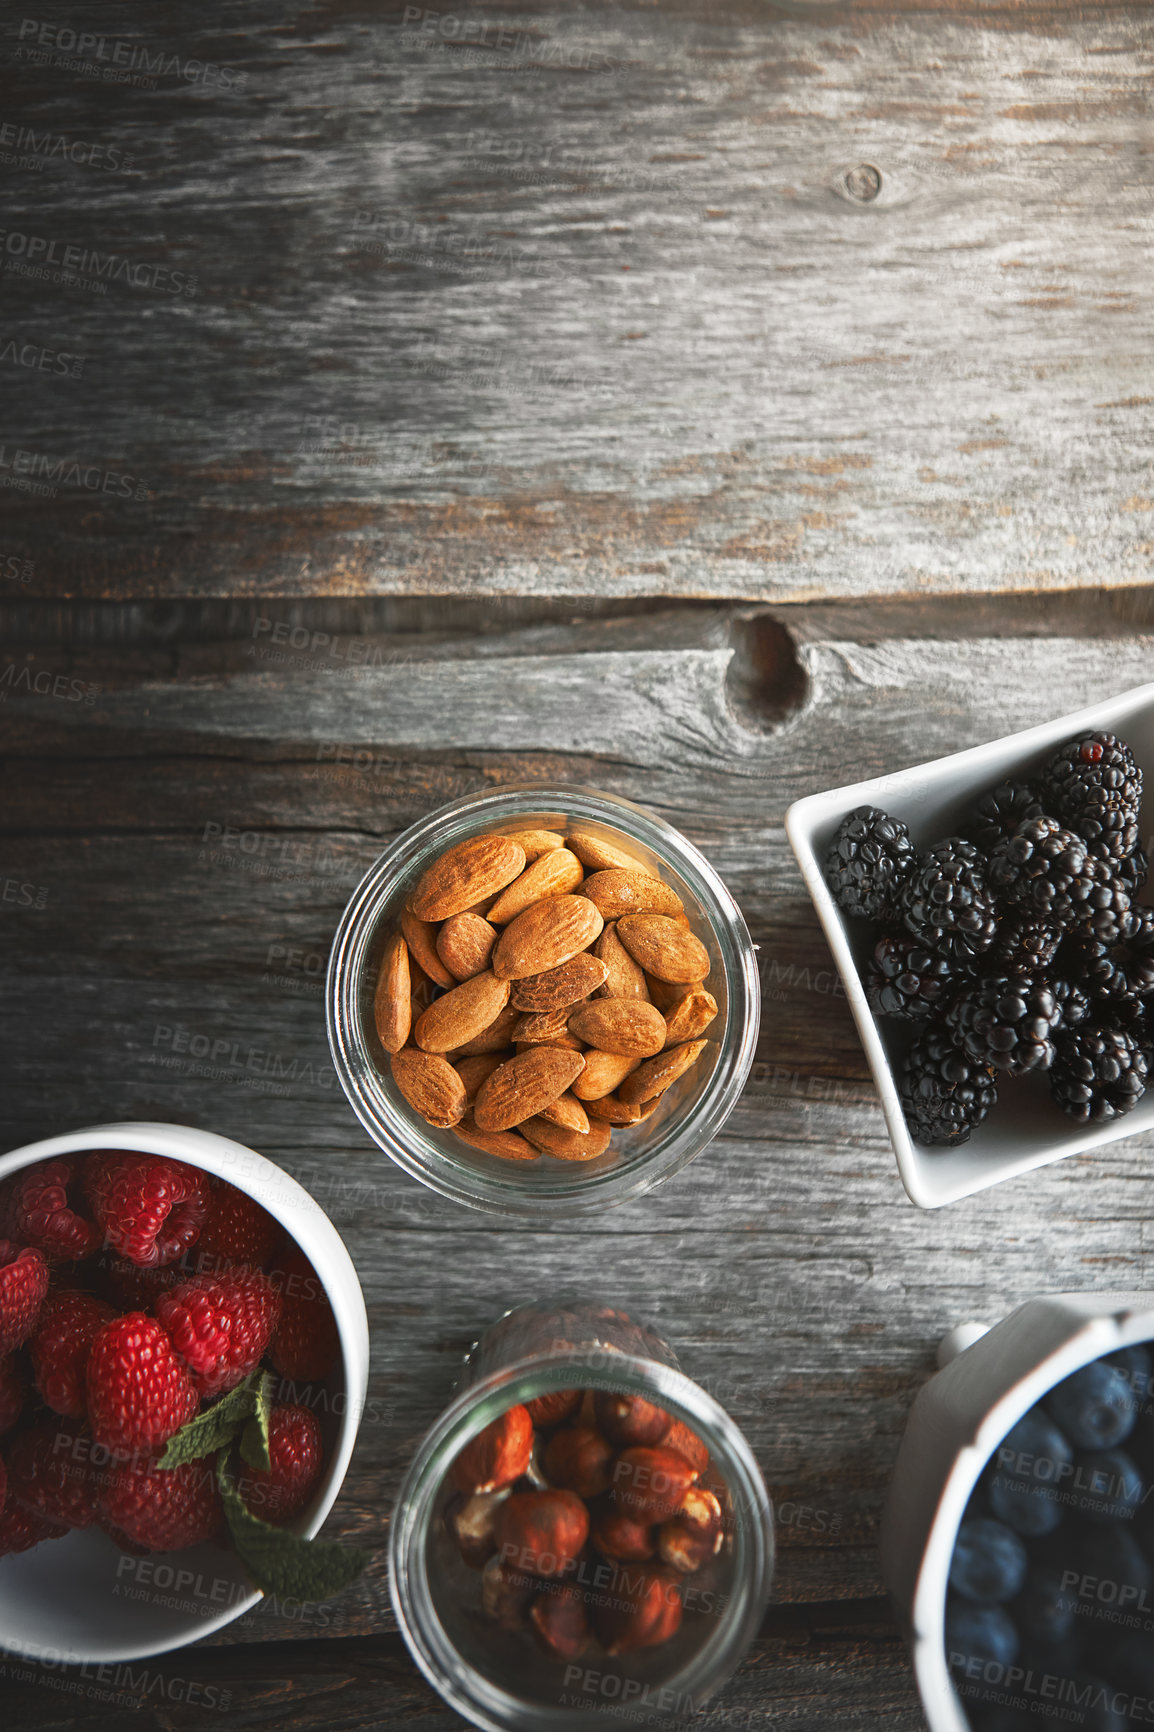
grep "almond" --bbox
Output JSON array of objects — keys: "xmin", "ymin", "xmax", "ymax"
[
  {"xmin": 645, "ymin": 973, "xmax": 697, "ymax": 1013},
  {"xmin": 570, "ymin": 1050, "xmax": 640, "ymax": 1101},
  {"xmin": 415, "ymin": 971, "xmax": 511, "ymax": 1054},
  {"xmin": 581, "ymin": 870, "xmax": 683, "ymax": 921},
  {"xmin": 538, "ymin": 1091, "xmax": 590, "ymax": 1134},
  {"xmin": 663, "ymin": 988, "xmax": 718, "ymax": 1047},
  {"xmin": 616, "ymin": 915, "xmax": 710, "ymax": 984},
  {"xmin": 411, "ymin": 835, "xmax": 526, "ymax": 923},
  {"xmin": 401, "ymin": 905, "xmax": 455, "ymax": 990},
  {"xmin": 584, "ymin": 1092, "xmax": 642, "ymax": 1126},
  {"xmin": 374, "ymin": 932, "xmax": 411, "ymax": 1055},
  {"xmin": 519, "ymin": 1116, "xmax": 612, "ymax": 1161},
  {"xmin": 567, "ymin": 830, "xmax": 658, "ymax": 876},
  {"xmin": 448, "ymin": 1001, "xmax": 521, "ymax": 1059},
  {"xmin": 515, "ymin": 1031, "xmax": 585, "ymax": 1053},
  {"xmin": 568, "ymin": 999, "xmax": 667, "ymax": 1058},
  {"xmin": 454, "ymin": 1052, "xmax": 506, "ymax": 1105},
  {"xmin": 436, "ymin": 912, "xmax": 498, "ymax": 981},
  {"xmin": 510, "ymin": 954, "xmax": 608, "ymax": 1013},
  {"xmin": 390, "ymin": 1049, "xmax": 467, "ymax": 1127},
  {"xmin": 473, "ymin": 1046, "xmax": 586, "ymax": 1132},
  {"xmin": 485, "ymin": 849, "xmax": 584, "ymax": 925},
  {"xmin": 593, "ymin": 924, "xmax": 650, "ymax": 1002},
  {"xmin": 504, "ymin": 828, "xmax": 566, "ymax": 862},
  {"xmin": 453, "ymin": 1111, "xmax": 539, "ymax": 1163},
  {"xmin": 618, "ymin": 1039, "xmax": 708, "ymax": 1107},
  {"xmin": 512, "ymin": 1006, "xmax": 574, "ymax": 1046},
  {"xmin": 492, "ymin": 895, "xmax": 604, "ymax": 981}
]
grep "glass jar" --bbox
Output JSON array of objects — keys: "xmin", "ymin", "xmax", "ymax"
[
  {"xmin": 390, "ymin": 1301, "xmax": 774, "ymax": 1732},
  {"xmin": 326, "ymin": 785, "xmax": 759, "ymax": 1216}
]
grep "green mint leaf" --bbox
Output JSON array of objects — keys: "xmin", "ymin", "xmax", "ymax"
[
  {"xmin": 238, "ymin": 1371, "xmax": 275, "ymax": 1473},
  {"xmin": 157, "ymin": 1371, "xmax": 264, "ymax": 1469},
  {"xmin": 216, "ymin": 1449, "xmax": 369, "ymax": 1601}
]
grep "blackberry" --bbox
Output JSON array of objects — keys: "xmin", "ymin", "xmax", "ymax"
[
  {"xmin": 1096, "ymin": 839, "xmax": 1150, "ymax": 897},
  {"xmin": 988, "ymin": 816, "xmax": 1131, "ymax": 942},
  {"xmin": 1042, "ymin": 731, "xmax": 1142, "ymax": 860},
  {"xmin": 988, "ymin": 915, "xmax": 1062, "ymax": 975},
  {"xmin": 963, "ymin": 779, "xmax": 1046, "ymax": 856},
  {"xmin": 1058, "ymin": 909, "xmax": 1154, "ymax": 1003},
  {"xmin": 899, "ymin": 1026, "xmax": 999, "ymax": 1147},
  {"xmin": 944, "ymin": 974, "xmax": 1061, "ymax": 1075},
  {"xmin": 823, "ymin": 806, "xmax": 915, "ymax": 922},
  {"xmin": 1048, "ymin": 1023, "xmax": 1148, "ymax": 1123},
  {"xmin": 1049, "ymin": 974, "xmax": 1092, "ymax": 1031},
  {"xmin": 865, "ymin": 934, "xmax": 955, "ymax": 1021},
  {"xmin": 899, "ymin": 838, "xmax": 998, "ymax": 963}
]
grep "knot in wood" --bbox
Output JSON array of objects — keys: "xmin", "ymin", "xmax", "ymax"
[{"xmin": 844, "ymin": 163, "xmax": 881, "ymax": 203}]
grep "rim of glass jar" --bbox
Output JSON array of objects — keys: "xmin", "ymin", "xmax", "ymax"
[
  {"xmin": 326, "ymin": 784, "xmax": 760, "ymax": 1218},
  {"xmin": 388, "ymin": 1351, "xmax": 775, "ymax": 1732}
]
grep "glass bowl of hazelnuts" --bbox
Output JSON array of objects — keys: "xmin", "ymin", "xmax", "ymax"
[
  {"xmin": 326, "ymin": 786, "xmax": 759, "ymax": 1216},
  {"xmin": 389, "ymin": 1301, "xmax": 774, "ymax": 1732}
]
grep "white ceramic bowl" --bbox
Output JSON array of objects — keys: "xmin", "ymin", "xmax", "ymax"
[
  {"xmin": 785, "ymin": 681, "xmax": 1154, "ymax": 1208},
  {"xmin": 880, "ymin": 1292, "xmax": 1154, "ymax": 1732},
  {"xmin": 0, "ymin": 1121, "xmax": 370, "ymax": 1663}
]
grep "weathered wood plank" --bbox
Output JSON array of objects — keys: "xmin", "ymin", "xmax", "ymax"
[{"xmin": 1, "ymin": 3, "xmax": 1151, "ymax": 599}]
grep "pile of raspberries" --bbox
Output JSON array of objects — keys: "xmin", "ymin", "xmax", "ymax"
[
  {"xmin": 823, "ymin": 732, "xmax": 1152, "ymax": 1146},
  {"xmin": 0, "ymin": 1151, "xmax": 337, "ymax": 1555}
]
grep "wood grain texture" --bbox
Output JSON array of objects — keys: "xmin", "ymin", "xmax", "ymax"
[
  {"xmin": 0, "ymin": 2, "xmax": 1151, "ymax": 599},
  {"xmin": 2, "ymin": 596, "xmax": 1153, "ymax": 1732}
]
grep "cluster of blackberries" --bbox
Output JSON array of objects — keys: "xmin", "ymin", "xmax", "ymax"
[
  {"xmin": 823, "ymin": 732, "xmax": 1152, "ymax": 1146},
  {"xmin": 947, "ymin": 1345, "xmax": 1154, "ymax": 1732}
]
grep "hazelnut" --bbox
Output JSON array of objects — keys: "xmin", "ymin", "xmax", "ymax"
[
  {"xmin": 590, "ymin": 1506, "xmax": 656, "ymax": 1563},
  {"xmin": 525, "ymin": 1388, "xmax": 583, "ymax": 1431},
  {"xmin": 447, "ymin": 1487, "xmax": 511, "ymax": 1568},
  {"xmin": 610, "ymin": 1447, "xmax": 699, "ymax": 1524},
  {"xmin": 493, "ymin": 1489, "xmax": 590, "ymax": 1579},
  {"xmin": 481, "ymin": 1554, "xmax": 537, "ymax": 1631},
  {"xmin": 591, "ymin": 1565, "xmax": 683, "ymax": 1654},
  {"xmin": 663, "ymin": 1418, "xmax": 710, "ymax": 1475},
  {"xmin": 452, "ymin": 1404, "xmax": 534, "ymax": 1495},
  {"xmin": 529, "ymin": 1582, "xmax": 591, "ymax": 1661},
  {"xmin": 543, "ymin": 1425, "xmax": 614, "ymax": 1499},
  {"xmin": 593, "ymin": 1391, "xmax": 671, "ymax": 1448},
  {"xmin": 656, "ymin": 1487, "xmax": 723, "ymax": 1573},
  {"xmin": 522, "ymin": 1436, "xmax": 552, "ymax": 1490}
]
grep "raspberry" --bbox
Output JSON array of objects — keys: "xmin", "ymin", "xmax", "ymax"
[
  {"xmin": 0, "ymin": 1496, "xmax": 67, "ymax": 1556},
  {"xmin": 155, "ymin": 1267, "xmax": 281, "ymax": 1400},
  {"xmin": 865, "ymin": 933, "xmax": 955, "ymax": 1021},
  {"xmin": 1, "ymin": 1158, "xmax": 100, "ymax": 1262},
  {"xmin": 0, "ymin": 1241, "xmax": 49, "ymax": 1355},
  {"xmin": 86, "ymin": 1312, "xmax": 199, "ymax": 1455},
  {"xmin": 1043, "ymin": 731, "xmax": 1142, "ymax": 860},
  {"xmin": 236, "ymin": 1404, "xmax": 324, "ymax": 1524},
  {"xmin": 269, "ymin": 1247, "xmax": 339, "ymax": 1382},
  {"xmin": 823, "ymin": 806, "xmax": 915, "ymax": 921},
  {"xmin": 29, "ymin": 1288, "xmax": 117, "ymax": 1417},
  {"xmin": 944, "ymin": 974, "xmax": 1062, "ymax": 1075},
  {"xmin": 100, "ymin": 1252, "xmax": 186, "ymax": 1313},
  {"xmin": 84, "ymin": 1151, "xmax": 210, "ymax": 1268},
  {"xmin": 193, "ymin": 1182, "xmax": 282, "ymax": 1276},
  {"xmin": 100, "ymin": 1452, "xmax": 222, "ymax": 1553},
  {"xmin": 899, "ymin": 838, "xmax": 998, "ymax": 963},
  {"xmin": 6, "ymin": 1416, "xmax": 100, "ymax": 1529},
  {"xmin": 1049, "ymin": 1024, "xmax": 1148, "ymax": 1123},
  {"xmin": 0, "ymin": 1353, "xmax": 25, "ymax": 1434},
  {"xmin": 899, "ymin": 1026, "xmax": 998, "ymax": 1146}
]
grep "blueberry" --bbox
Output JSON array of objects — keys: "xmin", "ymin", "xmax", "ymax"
[
  {"xmin": 949, "ymin": 1517, "xmax": 1029, "ymax": 1603},
  {"xmin": 1075, "ymin": 1450, "xmax": 1144, "ymax": 1525},
  {"xmin": 1013, "ymin": 1564, "xmax": 1079, "ymax": 1646},
  {"xmin": 1107, "ymin": 1343, "xmax": 1152, "ymax": 1399},
  {"xmin": 987, "ymin": 1408, "xmax": 1073, "ymax": 1536},
  {"xmin": 1046, "ymin": 1362, "xmax": 1138, "ymax": 1451},
  {"xmin": 945, "ymin": 1597, "xmax": 1019, "ymax": 1671},
  {"xmin": 1036, "ymin": 1675, "xmax": 1127, "ymax": 1732},
  {"xmin": 1073, "ymin": 1522, "xmax": 1153, "ymax": 1607}
]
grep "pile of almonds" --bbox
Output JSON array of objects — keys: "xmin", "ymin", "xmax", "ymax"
[
  {"xmin": 374, "ymin": 823, "xmax": 719, "ymax": 1163},
  {"xmin": 444, "ymin": 1387, "xmax": 725, "ymax": 1661}
]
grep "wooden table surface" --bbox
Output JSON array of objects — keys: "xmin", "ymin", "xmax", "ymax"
[{"xmin": 3, "ymin": 1, "xmax": 1153, "ymax": 1727}]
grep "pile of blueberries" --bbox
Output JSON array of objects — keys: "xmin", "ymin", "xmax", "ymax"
[{"xmin": 946, "ymin": 1343, "xmax": 1154, "ymax": 1731}]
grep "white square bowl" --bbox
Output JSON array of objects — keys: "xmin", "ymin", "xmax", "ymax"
[{"xmin": 785, "ymin": 680, "xmax": 1154, "ymax": 1209}]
